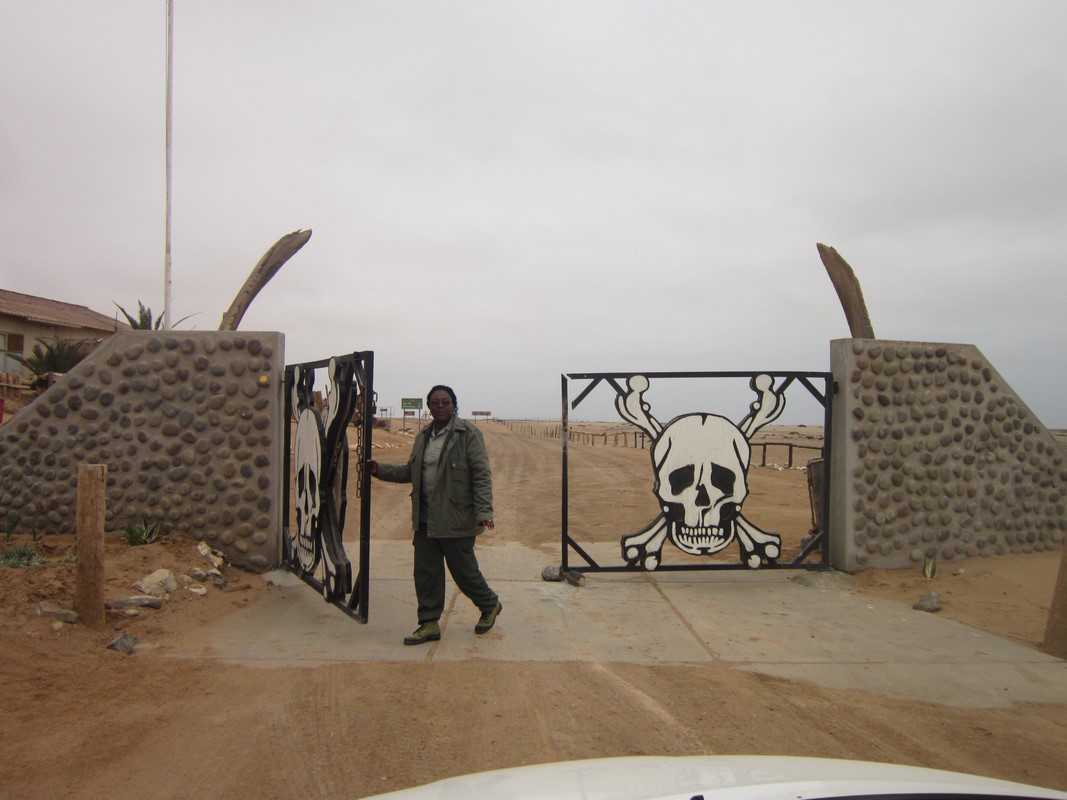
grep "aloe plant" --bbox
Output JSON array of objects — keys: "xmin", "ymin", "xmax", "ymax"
[
  {"xmin": 121, "ymin": 517, "xmax": 161, "ymax": 546},
  {"xmin": 114, "ymin": 301, "xmax": 195, "ymax": 330},
  {"xmin": 922, "ymin": 555, "xmax": 938, "ymax": 579}
]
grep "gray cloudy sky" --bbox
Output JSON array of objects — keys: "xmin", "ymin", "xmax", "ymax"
[{"xmin": 2, "ymin": 1, "xmax": 1065, "ymax": 425}]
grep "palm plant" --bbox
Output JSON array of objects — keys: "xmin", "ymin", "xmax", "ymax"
[{"xmin": 12, "ymin": 338, "xmax": 94, "ymax": 375}]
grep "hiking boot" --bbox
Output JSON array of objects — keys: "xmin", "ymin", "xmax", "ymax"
[
  {"xmin": 403, "ymin": 621, "xmax": 441, "ymax": 646},
  {"xmin": 475, "ymin": 601, "xmax": 502, "ymax": 634}
]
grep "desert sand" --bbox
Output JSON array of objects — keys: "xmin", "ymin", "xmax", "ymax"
[{"xmin": 0, "ymin": 416, "xmax": 1065, "ymax": 799}]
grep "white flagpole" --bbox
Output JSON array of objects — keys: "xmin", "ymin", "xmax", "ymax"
[{"xmin": 164, "ymin": 0, "xmax": 174, "ymax": 330}]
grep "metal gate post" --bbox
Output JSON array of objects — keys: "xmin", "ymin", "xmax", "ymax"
[
  {"xmin": 561, "ymin": 373, "xmax": 570, "ymax": 571},
  {"xmin": 351, "ymin": 351, "xmax": 374, "ymax": 620}
]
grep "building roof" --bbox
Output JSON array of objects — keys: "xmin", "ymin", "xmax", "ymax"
[{"xmin": 0, "ymin": 289, "xmax": 130, "ymax": 334}]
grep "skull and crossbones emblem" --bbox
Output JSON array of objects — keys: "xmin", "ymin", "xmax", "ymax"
[
  {"xmin": 616, "ymin": 374, "xmax": 786, "ymax": 570},
  {"xmin": 291, "ymin": 360, "xmax": 351, "ymax": 597}
]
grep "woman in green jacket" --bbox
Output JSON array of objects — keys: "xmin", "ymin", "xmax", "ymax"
[{"xmin": 369, "ymin": 385, "xmax": 502, "ymax": 645}]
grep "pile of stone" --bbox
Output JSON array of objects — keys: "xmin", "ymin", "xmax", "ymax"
[{"xmin": 36, "ymin": 541, "xmax": 231, "ymax": 654}]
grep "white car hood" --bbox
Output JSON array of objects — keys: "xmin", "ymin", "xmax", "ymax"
[{"xmin": 362, "ymin": 755, "xmax": 1067, "ymax": 800}]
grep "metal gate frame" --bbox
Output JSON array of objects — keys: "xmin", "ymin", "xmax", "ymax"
[
  {"xmin": 561, "ymin": 370, "xmax": 835, "ymax": 573},
  {"xmin": 283, "ymin": 351, "xmax": 375, "ymax": 622}
]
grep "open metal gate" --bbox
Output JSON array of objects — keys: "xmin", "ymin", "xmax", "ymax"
[
  {"xmin": 283, "ymin": 352, "xmax": 375, "ymax": 621},
  {"xmin": 561, "ymin": 370, "xmax": 834, "ymax": 573}
]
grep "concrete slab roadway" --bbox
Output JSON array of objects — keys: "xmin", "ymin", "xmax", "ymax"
[{"xmin": 164, "ymin": 540, "xmax": 1067, "ymax": 709}]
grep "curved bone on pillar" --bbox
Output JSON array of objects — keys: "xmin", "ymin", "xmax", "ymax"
[
  {"xmin": 816, "ymin": 242, "xmax": 876, "ymax": 339},
  {"xmin": 616, "ymin": 375, "xmax": 662, "ymax": 437},
  {"xmin": 735, "ymin": 515, "xmax": 782, "ymax": 568},
  {"xmin": 219, "ymin": 228, "xmax": 313, "ymax": 331}
]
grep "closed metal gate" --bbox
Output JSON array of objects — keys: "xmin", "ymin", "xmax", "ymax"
[{"xmin": 561, "ymin": 370, "xmax": 834, "ymax": 573}]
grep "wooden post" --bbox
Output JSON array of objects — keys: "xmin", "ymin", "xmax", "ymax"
[
  {"xmin": 1045, "ymin": 549, "xmax": 1067, "ymax": 658},
  {"xmin": 75, "ymin": 464, "xmax": 107, "ymax": 630}
]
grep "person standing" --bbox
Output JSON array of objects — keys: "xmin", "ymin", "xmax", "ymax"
[{"xmin": 368, "ymin": 385, "xmax": 502, "ymax": 645}]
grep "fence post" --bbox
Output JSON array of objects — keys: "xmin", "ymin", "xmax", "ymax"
[{"xmin": 75, "ymin": 464, "xmax": 107, "ymax": 630}]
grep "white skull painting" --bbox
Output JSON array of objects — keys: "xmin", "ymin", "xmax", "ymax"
[
  {"xmin": 290, "ymin": 359, "xmax": 353, "ymax": 596},
  {"xmin": 616, "ymin": 374, "xmax": 785, "ymax": 570},
  {"xmin": 651, "ymin": 413, "xmax": 750, "ymax": 556},
  {"xmin": 293, "ymin": 415, "xmax": 322, "ymax": 573},
  {"xmin": 292, "ymin": 366, "xmax": 325, "ymax": 575}
]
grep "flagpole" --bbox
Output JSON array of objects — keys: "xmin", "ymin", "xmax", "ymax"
[{"xmin": 164, "ymin": 0, "xmax": 174, "ymax": 330}]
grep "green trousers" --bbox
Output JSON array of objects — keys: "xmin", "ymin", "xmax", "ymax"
[{"xmin": 413, "ymin": 524, "xmax": 498, "ymax": 623}]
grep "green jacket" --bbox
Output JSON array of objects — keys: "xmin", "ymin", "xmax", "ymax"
[{"xmin": 376, "ymin": 416, "xmax": 494, "ymax": 538}]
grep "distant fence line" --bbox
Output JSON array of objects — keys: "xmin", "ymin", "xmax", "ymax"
[
  {"xmin": 0, "ymin": 372, "xmax": 30, "ymax": 400},
  {"xmin": 503, "ymin": 422, "xmax": 822, "ymax": 468}
]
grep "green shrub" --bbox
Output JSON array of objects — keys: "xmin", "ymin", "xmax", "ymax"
[{"xmin": 1, "ymin": 544, "xmax": 45, "ymax": 568}]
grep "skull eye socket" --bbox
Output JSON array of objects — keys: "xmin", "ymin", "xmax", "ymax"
[
  {"xmin": 668, "ymin": 464, "xmax": 695, "ymax": 495},
  {"xmin": 297, "ymin": 466, "xmax": 319, "ymax": 508},
  {"xmin": 668, "ymin": 463, "xmax": 737, "ymax": 498},
  {"xmin": 710, "ymin": 463, "xmax": 735, "ymax": 496}
]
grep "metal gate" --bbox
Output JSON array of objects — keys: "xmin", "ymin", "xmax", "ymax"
[
  {"xmin": 283, "ymin": 352, "xmax": 375, "ymax": 621},
  {"xmin": 561, "ymin": 370, "xmax": 834, "ymax": 573}
]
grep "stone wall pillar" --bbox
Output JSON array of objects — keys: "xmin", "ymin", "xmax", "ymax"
[
  {"xmin": 0, "ymin": 331, "xmax": 286, "ymax": 571},
  {"xmin": 828, "ymin": 338, "xmax": 1065, "ymax": 572}
]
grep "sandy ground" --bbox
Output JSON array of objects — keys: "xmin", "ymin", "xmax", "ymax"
[{"xmin": 1, "ymin": 417, "xmax": 1065, "ymax": 799}]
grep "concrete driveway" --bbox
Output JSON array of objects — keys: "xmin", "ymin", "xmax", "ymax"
[{"xmin": 166, "ymin": 540, "xmax": 1067, "ymax": 709}]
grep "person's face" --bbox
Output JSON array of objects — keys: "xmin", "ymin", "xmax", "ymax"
[{"xmin": 428, "ymin": 390, "xmax": 455, "ymax": 425}]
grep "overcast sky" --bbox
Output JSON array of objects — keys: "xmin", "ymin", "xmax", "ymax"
[{"xmin": 2, "ymin": 1, "xmax": 1064, "ymax": 425}]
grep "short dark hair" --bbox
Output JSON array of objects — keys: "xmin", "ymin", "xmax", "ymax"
[{"xmin": 427, "ymin": 384, "xmax": 458, "ymax": 410}]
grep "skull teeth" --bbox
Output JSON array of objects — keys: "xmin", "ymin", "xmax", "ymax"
[
  {"xmin": 675, "ymin": 525, "xmax": 730, "ymax": 552},
  {"xmin": 679, "ymin": 525, "xmax": 725, "ymax": 541}
]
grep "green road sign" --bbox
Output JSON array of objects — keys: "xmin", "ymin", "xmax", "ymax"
[{"xmin": 401, "ymin": 397, "xmax": 423, "ymax": 411}]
